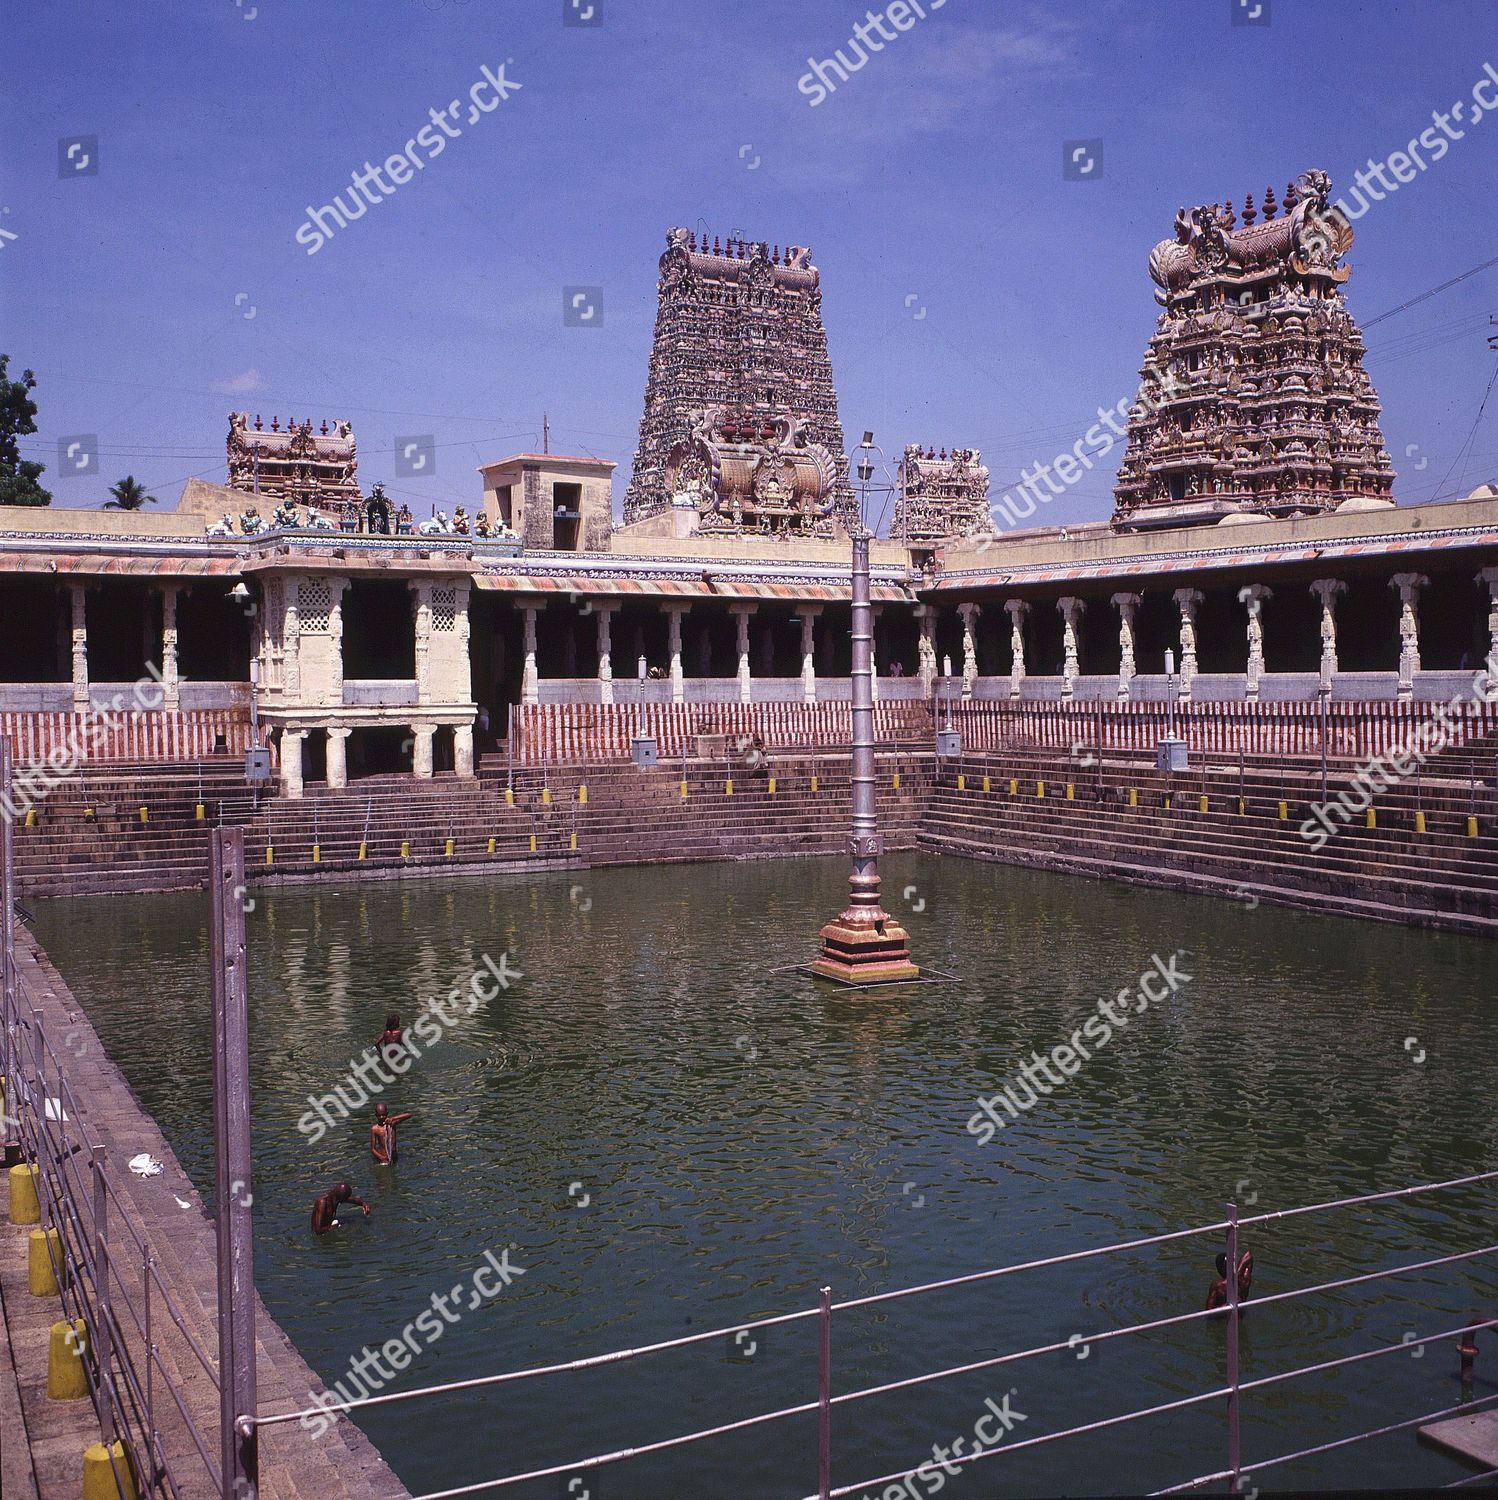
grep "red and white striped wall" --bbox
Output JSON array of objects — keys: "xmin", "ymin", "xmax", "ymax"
[{"xmin": 0, "ymin": 710, "xmax": 252, "ymax": 766}]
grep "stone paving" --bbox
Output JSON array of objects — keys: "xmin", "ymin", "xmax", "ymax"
[{"xmin": 2, "ymin": 931, "xmax": 409, "ymax": 1500}]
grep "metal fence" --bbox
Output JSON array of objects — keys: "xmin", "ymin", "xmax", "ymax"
[
  {"xmin": 2, "ymin": 737, "xmax": 256, "ymax": 1500},
  {"xmin": 249, "ymin": 1171, "xmax": 1498, "ymax": 1499}
]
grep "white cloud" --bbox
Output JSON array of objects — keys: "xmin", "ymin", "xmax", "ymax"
[{"xmin": 209, "ymin": 367, "xmax": 262, "ymax": 394}]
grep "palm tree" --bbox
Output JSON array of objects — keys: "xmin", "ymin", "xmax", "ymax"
[{"xmin": 104, "ymin": 475, "xmax": 154, "ymax": 510}]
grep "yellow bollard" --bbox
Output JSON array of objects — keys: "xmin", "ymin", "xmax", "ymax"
[
  {"xmin": 83, "ymin": 1440, "xmax": 137, "ymax": 1500},
  {"xmin": 679, "ymin": 779, "xmax": 689, "ymax": 799},
  {"xmin": 1237, "ymin": 797, "xmax": 1246, "ymax": 816},
  {"xmin": 1008, "ymin": 778, "xmax": 1018, "ymax": 797},
  {"xmin": 399, "ymin": 839, "xmax": 410, "ymax": 859},
  {"xmin": 138, "ymin": 806, "xmax": 148, "ymax": 824},
  {"xmin": 569, "ymin": 831, "xmax": 578, "ymax": 852},
  {"xmin": 444, "ymin": 838, "xmax": 455, "ymax": 857},
  {"xmin": 311, "ymin": 844, "xmax": 321, "ymax": 864},
  {"xmin": 1164, "ymin": 792, "xmax": 1172, "ymax": 810},
  {"xmin": 1415, "ymin": 811, "xmax": 1427, "ymax": 835},
  {"xmin": 768, "ymin": 777, "xmax": 777, "ymax": 795},
  {"xmin": 195, "ymin": 803, "xmax": 206, "ymax": 821},
  {"xmin": 83, "ymin": 806, "xmax": 95, "ymax": 821},
  {"xmin": 578, "ymin": 784, "xmax": 588, "ymax": 805},
  {"xmin": 1199, "ymin": 794, "xmax": 1209, "ymax": 814},
  {"xmin": 1278, "ymin": 800, "xmax": 1288, "ymax": 821},
  {"xmin": 29, "ymin": 1227, "xmax": 63, "ymax": 1295},
  {"xmin": 1066, "ymin": 783, "xmax": 1075, "ymax": 801},
  {"xmin": 48, "ymin": 1318, "xmax": 89, "ymax": 1400},
  {"xmin": 528, "ymin": 833, "xmax": 537, "ymax": 854},
  {"xmin": 957, "ymin": 774, "xmax": 966, "ymax": 792},
  {"xmin": 24, "ymin": 807, "xmax": 37, "ymax": 828},
  {"xmin": 725, "ymin": 778, "xmax": 734, "ymax": 796},
  {"xmin": 1036, "ymin": 780, "xmax": 1046, "ymax": 799},
  {"xmin": 264, "ymin": 846, "xmax": 274, "ymax": 866},
  {"xmin": 893, "ymin": 771, "xmax": 902, "ymax": 790},
  {"xmin": 1366, "ymin": 808, "xmax": 1377, "ymax": 830},
  {"xmin": 541, "ymin": 786, "xmax": 552, "ymax": 806},
  {"xmin": 1468, "ymin": 815, "xmax": 1480, "ymax": 839},
  {"xmin": 487, "ymin": 836, "xmax": 496, "ymax": 855},
  {"xmin": 357, "ymin": 841, "xmax": 368, "ymax": 861},
  {"xmin": 810, "ymin": 775, "xmax": 818, "ymax": 793},
  {"xmin": 1128, "ymin": 788, "xmax": 1138, "ymax": 808},
  {"xmin": 8, "ymin": 1162, "xmax": 40, "ymax": 1224},
  {"xmin": 505, "ymin": 786, "xmax": 515, "ymax": 807},
  {"xmin": 981, "ymin": 775, "xmax": 991, "ymax": 794}
]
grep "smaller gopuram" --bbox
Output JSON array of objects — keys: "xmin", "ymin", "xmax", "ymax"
[
  {"xmin": 226, "ymin": 412, "xmax": 361, "ymax": 512},
  {"xmin": 1113, "ymin": 169, "xmax": 1395, "ymax": 530},
  {"xmin": 894, "ymin": 446, "xmax": 993, "ymax": 541},
  {"xmin": 665, "ymin": 407, "xmax": 842, "ymax": 538}
]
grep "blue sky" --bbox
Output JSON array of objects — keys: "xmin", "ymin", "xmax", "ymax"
[{"xmin": 2, "ymin": 0, "xmax": 1494, "ymax": 523}]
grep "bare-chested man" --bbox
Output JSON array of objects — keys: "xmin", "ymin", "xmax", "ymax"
[
  {"xmin": 311, "ymin": 1183, "xmax": 369, "ymax": 1235},
  {"xmin": 369, "ymin": 1102, "xmax": 413, "ymax": 1166},
  {"xmin": 1205, "ymin": 1248, "xmax": 1254, "ymax": 1312}
]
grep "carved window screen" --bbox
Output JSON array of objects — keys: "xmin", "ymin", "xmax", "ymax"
[
  {"xmin": 298, "ymin": 580, "xmax": 332, "ymax": 633},
  {"xmin": 431, "ymin": 587, "xmax": 457, "ymax": 633}
]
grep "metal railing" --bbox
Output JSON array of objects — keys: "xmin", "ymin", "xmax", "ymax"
[
  {"xmin": 250, "ymin": 1170, "xmax": 1498, "ymax": 1499},
  {"xmin": 3, "ymin": 737, "xmax": 255, "ymax": 1500}
]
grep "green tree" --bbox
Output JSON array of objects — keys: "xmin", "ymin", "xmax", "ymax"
[
  {"xmin": 104, "ymin": 475, "xmax": 154, "ymax": 511},
  {"xmin": 0, "ymin": 354, "xmax": 51, "ymax": 507}
]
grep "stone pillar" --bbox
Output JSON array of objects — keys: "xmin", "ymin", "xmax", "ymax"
[
  {"xmin": 1310, "ymin": 578, "xmax": 1348, "ymax": 691},
  {"xmin": 326, "ymin": 726, "xmax": 350, "ymax": 790},
  {"xmin": 1239, "ymin": 585, "xmax": 1272, "ymax": 701},
  {"xmin": 411, "ymin": 723, "xmax": 435, "ymax": 779},
  {"xmin": 283, "ymin": 586, "xmax": 301, "ymax": 703},
  {"xmin": 916, "ymin": 605, "xmax": 938, "ymax": 694},
  {"xmin": 454, "ymin": 723, "xmax": 475, "ymax": 779},
  {"xmin": 1479, "ymin": 567, "xmax": 1498, "ymax": 669},
  {"xmin": 730, "ymin": 604, "xmax": 755, "ymax": 704},
  {"xmin": 1057, "ymin": 596, "xmax": 1085, "ymax": 701},
  {"xmin": 796, "ymin": 606, "xmax": 821, "ymax": 704},
  {"xmin": 160, "ymin": 585, "xmax": 181, "ymax": 710},
  {"xmin": 664, "ymin": 604, "xmax": 690, "ymax": 704},
  {"xmin": 1112, "ymin": 592, "xmax": 1141, "ymax": 703},
  {"xmin": 454, "ymin": 578, "xmax": 472, "ymax": 714},
  {"xmin": 69, "ymin": 583, "xmax": 89, "ymax": 713},
  {"xmin": 410, "ymin": 582, "xmax": 432, "ymax": 703},
  {"xmin": 595, "ymin": 603, "xmax": 618, "ymax": 705},
  {"xmin": 328, "ymin": 578, "xmax": 349, "ymax": 709},
  {"xmin": 957, "ymin": 603, "xmax": 981, "ymax": 699},
  {"xmin": 1173, "ymin": 588, "xmax": 1203, "ymax": 703},
  {"xmin": 520, "ymin": 606, "xmax": 539, "ymax": 706},
  {"xmin": 1390, "ymin": 572, "xmax": 1429, "ymax": 701},
  {"xmin": 1004, "ymin": 599, "xmax": 1029, "ymax": 700},
  {"xmin": 282, "ymin": 728, "xmax": 306, "ymax": 800}
]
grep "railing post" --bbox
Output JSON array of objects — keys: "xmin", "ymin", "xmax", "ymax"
[
  {"xmin": 1, "ymin": 736, "xmax": 15, "ymax": 1096},
  {"xmin": 210, "ymin": 828, "xmax": 258, "ymax": 1500},
  {"xmin": 818, "ymin": 1285, "xmax": 832, "ymax": 1500},
  {"xmin": 92, "ymin": 1145, "xmax": 117, "ymax": 1445},
  {"xmin": 1226, "ymin": 1201, "xmax": 1242, "ymax": 1494}
]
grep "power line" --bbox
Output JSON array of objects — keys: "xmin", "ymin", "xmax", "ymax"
[{"xmin": 1363, "ymin": 254, "xmax": 1498, "ymax": 328}]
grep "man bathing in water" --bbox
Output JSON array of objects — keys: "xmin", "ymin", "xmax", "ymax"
[
  {"xmin": 369, "ymin": 1102, "xmax": 413, "ymax": 1165},
  {"xmin": 377, "ymin": 1012, "xmax": 403, "ymax": 1057},
  {"xmin": 1205, "ymin": 1248, "xmax": 1254, "ymax": 1311},
  {"xmin": 311, "ymin": 1183, "xmax": 369, "ymax": 1235}
]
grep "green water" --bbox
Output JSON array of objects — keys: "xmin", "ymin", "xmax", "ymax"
[{"xmin": 32, "ymin": 856, "xmax": 1498, "ymax": 1498}]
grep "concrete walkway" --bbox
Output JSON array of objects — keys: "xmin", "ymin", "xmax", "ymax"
[{"xmin": 4, "ymin": 931, "xmax": 410, "ymax": 1500}]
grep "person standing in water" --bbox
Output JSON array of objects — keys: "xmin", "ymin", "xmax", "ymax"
[
  {"xmin": 369, "ymin": 1102, "xmax": 413, "ymax": 1166},
  {"xmin": 311, "ymin": 1183, "xmax": 369, "ymax": 1235}
]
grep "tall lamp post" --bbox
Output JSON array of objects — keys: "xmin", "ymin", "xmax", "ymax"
[{"xmin": 810, "ymin": 433, "xmax": 919, "ymax": 985}]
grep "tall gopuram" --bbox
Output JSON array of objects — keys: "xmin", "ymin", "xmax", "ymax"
[
  {"xmin": 894, "ymin": 445, "xmax": 993, "ymax": 542},
  {"xmin": 622, "ymin": 228, "xmax": 855, "ymax": 536},
  {"xmin": 226, "ymin": 412, "xmax": 361, "ymax": 511},
  {"xmin": 1113, "ymin": 169, "xmax": 1395, "ymax": 531}
]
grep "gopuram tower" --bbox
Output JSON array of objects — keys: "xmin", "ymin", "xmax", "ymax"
[
  {"xmin": 1113, "ymin": 169, "xmax": 1395, "ymax": 531},
  {"xmin": 622, "ymin": 228, "xmax": 855, "ymax": 537}
]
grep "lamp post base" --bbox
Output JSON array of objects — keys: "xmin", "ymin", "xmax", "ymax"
[{"xmin": 810, "ymin": 917, "xmax": 920, "ymax": 986}]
